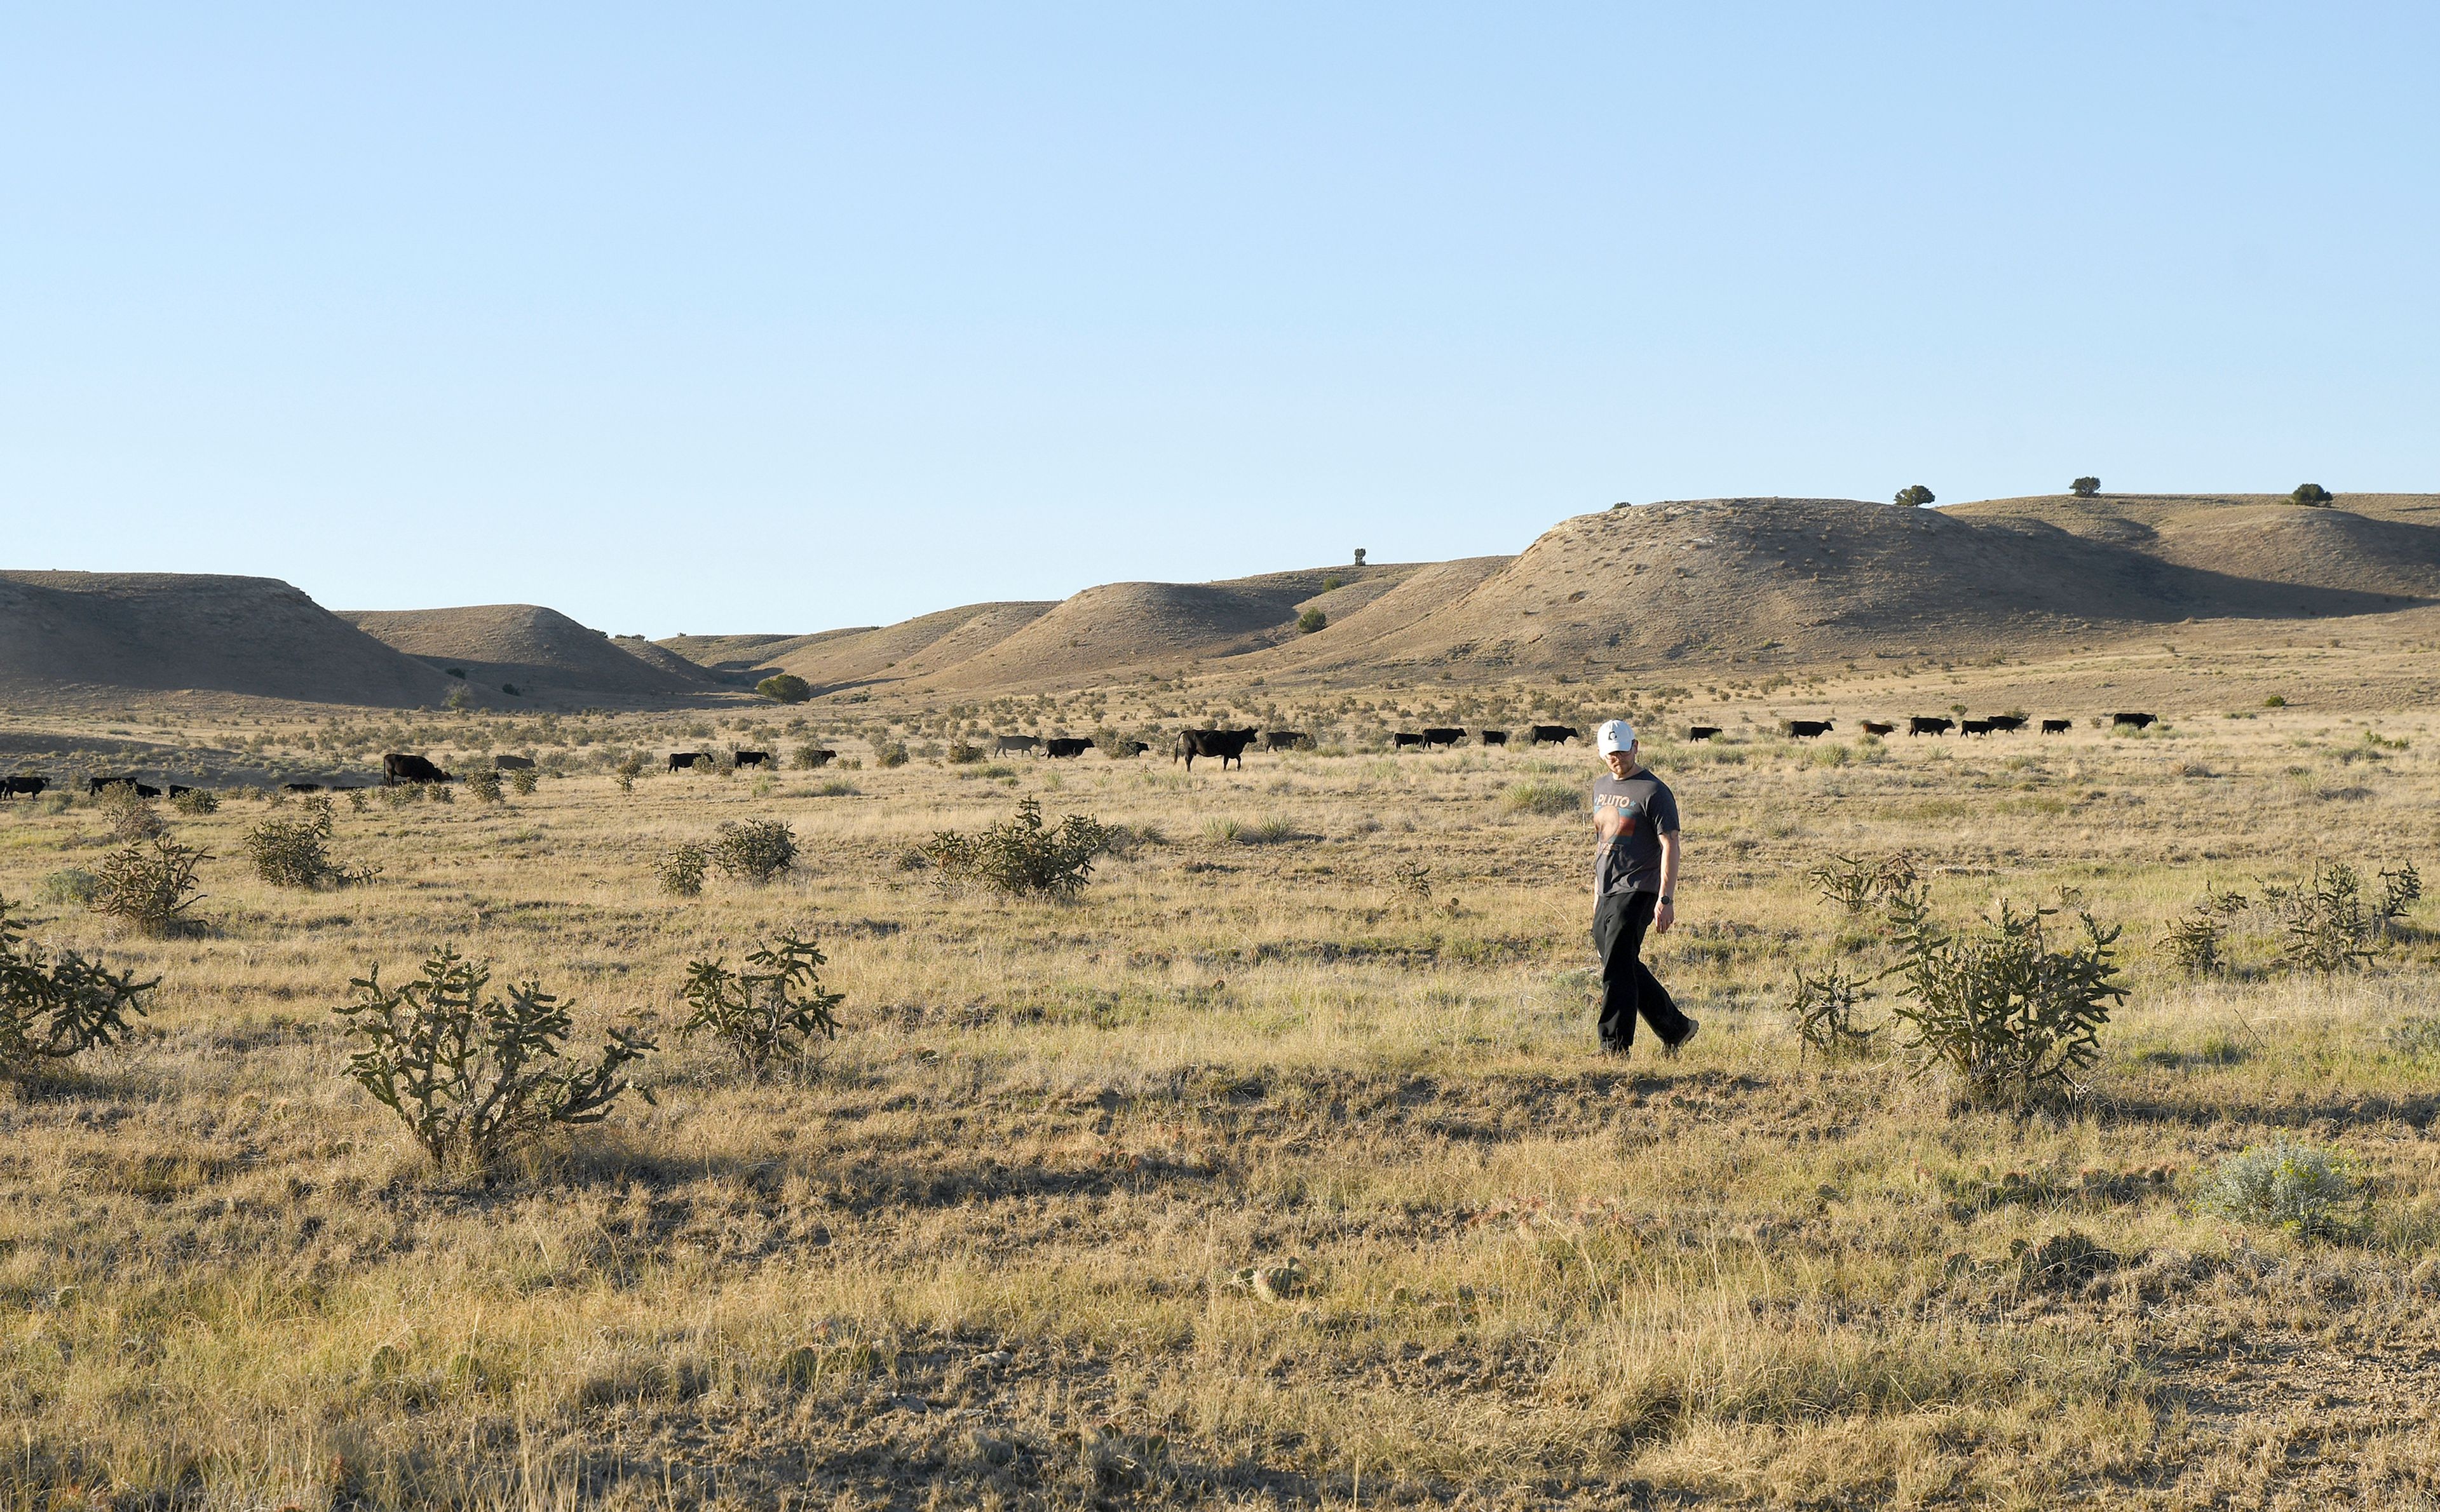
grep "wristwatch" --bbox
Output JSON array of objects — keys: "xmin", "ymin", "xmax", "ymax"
[{"xmin": 1659, "ymin": 894, "xmax": 1674, "ymax": 904}]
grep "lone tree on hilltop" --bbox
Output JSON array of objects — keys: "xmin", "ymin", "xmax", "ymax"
[
  {"xmin": 2070, "ymin": 477, "xmax": 2101, "ymax": 497},
  {"xmin": 1894, "ymin": 484, "xmax": 1936, "ymax": 508},
  {"xmin": 2291, "ymin": 483, "xmax": 2334, "ymax": 507}
]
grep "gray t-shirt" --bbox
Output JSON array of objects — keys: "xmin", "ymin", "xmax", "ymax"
[{"xmin": 1592, "ymin": 769, "xmax": 1679, "ymax": 896}]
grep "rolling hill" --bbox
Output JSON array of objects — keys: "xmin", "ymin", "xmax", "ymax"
[
  {"xmin": 339, "ymin": 604, "xmax": 717, "ymax": 704},
  {"xmin": 0, "ymin": 572, "xmax": 457, "ymax": 706}
]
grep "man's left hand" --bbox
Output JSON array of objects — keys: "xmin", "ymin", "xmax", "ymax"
[{"xmin": 1653, "ymin": 900, "xmax": 1675, "ymax": 935}]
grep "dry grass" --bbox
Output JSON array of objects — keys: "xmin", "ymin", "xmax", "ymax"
[{"xmin": 3, "ymin": 645, "xmax": 2440, "ymax": 1508}]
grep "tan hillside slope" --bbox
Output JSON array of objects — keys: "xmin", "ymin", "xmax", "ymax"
[
  {"xmin": 1263, "ymin": 496, "xmax": 2434, "ymax": 678},
  {"xmin": 0, "ymin": 572, "xmax": 456, "ymax": 706},
  {"xmin": 919, "ymin": 562, "xmax": 1425, "ymax": 691},
  {"xmin": 1948, "ymin": 493, "xmax": 2440, "ymax": 600},
  {"xmin": 341, "ymin": 604, "xmax": 715, "ymax": 703},
  {"xmin": 750, "ymin": 602, "xmax": 1060, "ymax": 691}
]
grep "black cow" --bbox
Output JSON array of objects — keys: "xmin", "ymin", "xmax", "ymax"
[
  {"xmin": 494, "ymin": 753, "xmax": 536, "ymax": 771},
  {"xmin": 1111, "ymin": 740, "xmax": 1150, "ymax": 757},
  {"xmin": 1860, "ymin": 721, "xmax": 1895, "ymax": 737},
  {"xmin": 3, "ymin": 776, "xmax": 47, "ymax": 799},
  {"xmin": 1263, "ymin": 731, "xmax": 1310, "ymax": 752},
  {"xmin": 1908, "ymin": 717, "xmax": 1955, "ymax": 736},
  {"xmin": 734, "ymin": 750, "xmax": 771, "ymax": 768},
  {"xmin": 284, "ymin": 782, "xmax": 325, "ymax": 793},
  {"xmin": 1780, "ymin": 720, "xmax": 1834, "ymax": 739},
  {"xmin": 1960, "ymin": 720, "xmax": 1993, "ymax": 736},
  {"xmin": 1984, "ymin": 715, "xmax": 2028, "ymax": 733},
  {"xmin": 2111, "ymin": 712, "xmax": 2158, "ymax": 729},
  {"xmin": 1528, "ymin": 725, "xmax": 1578, "ymax": 745},
  {"xmin": 2040, "ymin": 719, "xmax": 2072, "ymax": 734},
  {"xmin": 1392, "ymin": 732, "xmax": 1426, "ymax": 750},
  {"xmin": 668, "ymin": 752, "xmax": 708, "ymax": 771},
  {"xmin": 1045, "ymin": 738, "xmax": 1094, "ymax": 759},
  {"xmin": 384, "ymin": 753, "xmax": 456, "ymax": 785},
  {"xmin": 1175, "ymin": 728, "xmax": 1257, "ymax": 772},
  {"xmin": 1686, "ymin": 726, "xmax": 1721, "ymax": 741},
  {"xmin": 801, "ymin": 748, "xmax": 837, "ymax": 768},
  {"xmin": 1480, "ymin": 729, "xmax": 1508, "ymax": 746},
  {"xmin": 166, "ymin": 785, "xmax": 196, "ymax": 798},
  {"xmin": 1422, "ymin": 727, "xmax": 1465, "ymax": 748},
  {"xmin": 994, "ymin": 735, "xmax": 1041, "ymax": 756}
]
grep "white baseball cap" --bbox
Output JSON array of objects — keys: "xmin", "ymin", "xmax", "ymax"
[{"xmin": 1596, "ymin": 719, "xmax": 1636, "ymax": 755}]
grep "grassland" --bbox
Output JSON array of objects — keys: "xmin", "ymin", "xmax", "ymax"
[{"xmin": 3, "ymin": 653, "xmax": 2439, "ymax": 1509}]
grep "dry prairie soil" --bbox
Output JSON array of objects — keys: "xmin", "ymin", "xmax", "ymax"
[{"xmin": 3, "ymin": 686, "xmax": 2439, "ymax": 1509}]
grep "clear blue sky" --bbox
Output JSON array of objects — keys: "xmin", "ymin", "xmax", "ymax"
[{"xmin": 6, "ymin": 4, "xmax": 2434, "ymax": 637}]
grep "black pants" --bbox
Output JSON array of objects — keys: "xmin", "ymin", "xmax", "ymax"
[{"xmin": 1593, "ymin": 889, "xmax": 1691, "ymax": 1051}]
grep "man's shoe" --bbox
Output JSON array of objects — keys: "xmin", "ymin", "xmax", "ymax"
[{"xmin": 1663, "ymin": 1017, "xmax": 1700, "ymax": 1058}]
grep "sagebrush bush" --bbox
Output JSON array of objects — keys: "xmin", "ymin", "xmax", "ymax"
[
  {"xmin": 923, "ymin": 797, "xmax": 1109, "ymax": 898},
  {"xmin": 464, "ymin": 769, "xmax": 505, "ymax": 803},
  {"xmin": 38, "ymin": 870, "xmax": 97, "ymax": 906},
  {"xmin": 875, "ymin": 742, "xmax": 909, "ymax": 769},
  {"xmin": 170, "ymin": 787, "xmax": 219, "ymax": 816},
  {"xmin": 710, "ymin": 820, "xmax": 797, "ymax": 884},
  {"xmin": 2195, "ymin": 1141, "xmax": 2360, "ymax": 1239},
  {"xmin": 95, "ymin": 783, "xmax": 163, "ymax": 842},
  {"xmin": 680, "ymin": 936, "xmax": 844, "ymax": 1074},
  {"xmin": 1878, "ymin": 884, "xmax": 2125, "ymax": 1110},
  {"xmin": 92, "ymin": 835, "xmax": 208, "ymax": 936},
  {"xmin": 0, "ymin": 894, "xmax": 158, "ymax": 1074},
  {"xmin": 334, "ymin": 947, "xmax": 656, "ymax": 1172},
  {"xmin": 657, "ymin": 843, "xmax": 708, "ymax": 896},
  {"xmin": 507, "ymin": 767, "xmax": 539, "ymax": 796}
]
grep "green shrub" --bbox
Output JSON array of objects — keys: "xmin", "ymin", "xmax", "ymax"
[
  {"xmin": 464, "ymin": 769, "xmax": 504, "ymax": 803},
  {"xmin": 334, "ymin": 947, "xmax": 656, "ymax": 1173},
  {"xmin": 244, "ymin": 805, "xmax": 377, "ymax": 889},
  {"xmin": 2378, "ymin": 861, "xmax": 2422, "ymax": 924},
  {"xmin": 2069, "ymin": 476, "xmax": 2100, "ymax": 497},
  {"xmin": 614, "ymin": 754, "xmax": 644, "ymax": 794},
  {"xmin": 875, "ymin": 742, "xmax": 909, "ymax": 769},
  {"xmin": 2275, "ymin": 861, "xmax": 2376, "ymax": 973},
  {"xmin": 679, "ymin": 936, "xmax": 844, "ymax": 1075},
  {"xmin": 91, "ymin": 835, "xmax": 209, "ymax": 937},
  {"xmin": 922, "ymin": 797, "xmax": 1109, "ymax": 898},
  {"xmin": 797, "ymin": 743, "xmax": 841, "ymax": 769},
  {"xmin": 1878, "ymin": 884, "xmax": 2125, "ymax": 1110},
  {"xmin": 1894, "ymin": 484, "xmax": 1935, "ymax": 508},
  {"xmin": 1805, "ymin": 851, "xmax": 1917, "ymax": 914},
  {"xmin": 757, "ymin": 673, "xmax": 813, "ymax": 704},
  {"xmin": 710, "ymin": 820, "xmax": 797, "ymax": 884},
  {"xmin": 1297, "ymin": 609, "xmax": 1327, "ymax": 634},
  {"xmin": 656, "ymin": 843, "xmax": 707, "ymax": 897},
  {"xmin": 0, "ymin": 895, "xmax": 157, "ymax": 1074},
  {"xmin": 1503, "ymin": 779, "xmax": 1581, "ymax": 816},
  {"xmin": 95, "ymin": 783, "xmax": 163, "ymax": 842},
  {"xmin": 813, "ymin": 779, "xmax": 858, "ymax": 797},
  {"xmin": 945, "ymin": 741, "xmax": 982, "ymax": 765},
  {"xmin": 170, "ymin": 787, "xmax": 219, "ymax": 816},
  {"xmin": 1786, "ymin": 962, "xmax": 1876, "ymax": 1063},
  {"xmin": 2289, "ymin": 483, "xmax": 2333, "ymax": 506},
  {"xmin": 2263, "ymin": 694, "xmax": 2287, "ymax": 708},
  {"xmin": 507, "ymin": 767, "xmax": 539, "ymax": 796},
  {"xmin": 37, "ymin": 870, "xmax": 98, "ymax": 907},
  {"xmin": 1322, "ymin": 575, "xmax": 1345, "ymax": 591},
  {"xmin": 2195, "ymin": 1141, "xmax": 2359, "ymax": 1238}
]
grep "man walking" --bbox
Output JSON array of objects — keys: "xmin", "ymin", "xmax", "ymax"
[{"xmin": 1590, "ymin": 719, "xmax": 1697, "ymax": 1058}]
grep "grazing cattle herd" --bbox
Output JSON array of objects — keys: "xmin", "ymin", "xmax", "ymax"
[{"xmin": 0, "ymin": 709, "xmax": 2179, "ymax": 803}]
